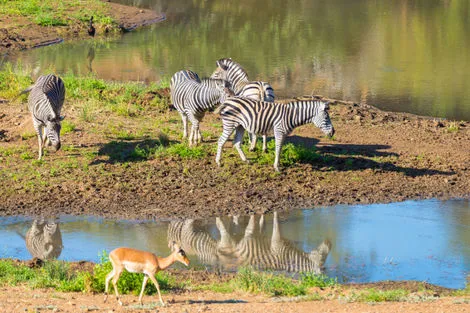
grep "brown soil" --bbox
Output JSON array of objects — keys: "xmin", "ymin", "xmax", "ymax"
[
  {"xmin": 0, "ymin": 1, "xmax": 164, "ymax": 54},
  {"xmin": 2, "ymin": 286, "xmax": 469, "ymax": 313},
  {"xmin": 0, "ymin": 95, "xmax": 469, "ymax": 219}
]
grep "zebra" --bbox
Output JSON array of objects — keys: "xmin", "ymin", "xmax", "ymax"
[
  {"xmin": 170, "ymin": 70, "xmax": 233, "ymax": 146},
  {"xmin": 211, "ymin": 58, "xmax": 275, "ymax": 151},
  {"xmin": 233, "ymin": 213, "xmax": 331, "ymax": 274},
  {"xmin": 215, "ymin": 97, "xmax": 335, "ymax": 171},
  {"xmin": 21, "ymin": 74, "xmax": 66, "ymax": 160},
  {"xmin": 167, "ymin": 219, "xmax": 236, "ymax": 269},
  {"xmin": 24, "ymin": 219, "xmax": 63, "ymax": 260}
]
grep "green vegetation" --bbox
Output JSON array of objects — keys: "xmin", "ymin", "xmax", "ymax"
[
  {"xmin": 2, "ymin": 258, "xmax": 461, "ymax": 303},
  {"xmin": 0, "ymin": 0, "xmax": 116, "ymax": 28}
]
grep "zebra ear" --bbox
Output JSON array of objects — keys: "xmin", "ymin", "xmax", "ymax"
[
  {"xmin": 217, "ymin": 60, "xmax": 229, "ymax": 71},
  {"xmin": 323, "ymin": 101, "xmax": 330, "ymax": 110}
]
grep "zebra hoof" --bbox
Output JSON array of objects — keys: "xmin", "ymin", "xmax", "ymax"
[{"xmin": 244, "ymin": 160, "xmax": 250, "ymax": 165}]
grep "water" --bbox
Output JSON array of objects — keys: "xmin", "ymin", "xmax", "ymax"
[
  {"xmin": 1, "ymin": 199, "xmax": 469, "ymax": 289},
  {"xmin": 3, "ymin": 0, "xmax": 470, "ymax": 121}
]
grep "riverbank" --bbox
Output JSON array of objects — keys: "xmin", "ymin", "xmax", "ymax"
[
  {"xmin": 0, "ymin": 70, "xmax": 469, "ymax": 219},
  {"xmin": 0, "ymin": 0, "xmax": 164, "ymax": 54},
  {"xmin": 0, "ymin": 259, "xmax": 468, "ymax": 313}
]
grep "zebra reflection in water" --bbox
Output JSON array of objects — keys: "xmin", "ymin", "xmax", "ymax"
[
  {"xmin": 167, "ymin": 212, "xmax": 331, "ymax": 274},
  {"xmin": 23, "ymin": 219, "xmax": 63, "ymax": 260}
]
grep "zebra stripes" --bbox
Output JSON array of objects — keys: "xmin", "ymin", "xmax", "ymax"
[
  {"xmin": 211, "ymin": 58, "xmax": 276, "ymax": 152},
  {"xmin": 170, "ymin": 70, "xmax": 233, "ymax": 146},
  {"xmin": 240, "ymin": 81, "xmax": 275, "ymax": 152},
  {"xmin": 25, "ymin": 219, "xmax": 63, "ymax": 260},
  {"xmin": 23, "ymin": 74, "xmax": 66, "ymax": 160},
  {"xmin": 234, "ymin": 213, "xmax": 331, "ymax": 273},
  {"xmin": 167, "ymin": 219, "xmax": 222, "ymax": 267},
  {"xmin": 167, "ymin": 214, "xmax": 331, "ymax": 274},
  {"xmin": 216, "ymin": 97, "xmax": 335, "ymax": 171}
]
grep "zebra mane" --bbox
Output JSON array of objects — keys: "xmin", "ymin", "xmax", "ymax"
[{"xmin": 216, "ymin": 58, "xmax": 249, "ymax": 79}]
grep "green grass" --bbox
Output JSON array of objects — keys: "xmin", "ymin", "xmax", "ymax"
[
  {"xmin": 61, "ymin": 120, "xmax": 76, "ymax": 134},
  {"xmin": 0, "ymin": 0, "xmax": 116, "ymax": 28},
  {"xmin": 355, "ymin": 288, "xmax": 409, "ymax": 302},
  {"xmin": 248, "ymin": 141, "xmax": 321, "ymax": 167}
]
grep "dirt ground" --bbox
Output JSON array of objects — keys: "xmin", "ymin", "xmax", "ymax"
[
  {"xmin": 0, "ymin": 97, "xmax": 469, "ymax": 220},
  {"xmin": 0, "ymin": 1, "xmax": 164, "ymax": 54},
  {"xmin": 1, "ymin": 285, "xmax": 469, "ymax": 313}
]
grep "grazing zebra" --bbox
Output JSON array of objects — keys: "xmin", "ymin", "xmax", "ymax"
[
  {"xmin": 234, "ymin": 213, "xmax": 331, "ymax": 274},
  {"xmin": 211, "ymin": 58, "xmax": 275, "ymax": 151},
  {"xmin": 25, "ymin": 219, "xmax": 63, "ymax": 260},
  {"xmin": 170, "ymin": 70, "xmax": 233, "ymax": 146},
  {"xmin": 167, "ymin": 219, "xmax": 236, "ymax": 269},
  {"xmin": 216, "ymin": 97, "xmax": 335, "ymax": 171},
  {"xmin": 22, "ymin": 74, "xmax": 66, "ymax": 160}
]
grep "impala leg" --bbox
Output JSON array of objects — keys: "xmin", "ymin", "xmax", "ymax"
[
  {"xmin": 216, "ymin": 125, "xmax": 235, "ymax": 167},
  {"xmin": 111, "ymin": 268, "xmax": 123, "ymax": 306},
  {"xmin": 148, "ymin": 274, "xmax": 165, "ymax": 306},
  {"xmin": 233, "ymin": 126, "xmax": 248, "ymax": 163},
  {"xmin": 138, "ymin": 275, "xmax": 149, "ymax": 305},
  {"xmin": 104, "ymin": 269, "xmax": 115, "ymax": 302}
]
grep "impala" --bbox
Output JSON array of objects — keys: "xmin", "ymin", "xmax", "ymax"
[{"xmin": 104, "ymin": 242, "xmax": 190, "ymax": 306}]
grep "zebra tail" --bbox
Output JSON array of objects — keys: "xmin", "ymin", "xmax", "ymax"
[
  {"xmin": 20, "ymin": 85, "xmax": 34, "ymax": 96},
  {"xmin": 9, "ymin": 85, "xmax": 34, "ymax": 103}
]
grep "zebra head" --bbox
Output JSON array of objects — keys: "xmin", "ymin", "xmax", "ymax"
[
  {"xmin": 213, "ymin": 79, "xmax": 234, "ymax": 104},
  {"xmin": 312, "ymin": 101, "xmax": 335, "ymax": 138},
  {"xmin": 45, "ymin": 115, "xmax": 65, "ymax": 151},
  {"xmin": 211, "ymin": 58, "xmax": 249, "ymax": 94}
]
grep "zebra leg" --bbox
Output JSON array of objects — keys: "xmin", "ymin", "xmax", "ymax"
[
  {"xmin": 195, "ymin": 112, "xmax": 205, "ymax": 143},
  {"xmin": 249, "ymin": 133, "xmax": 257, "ymax": 152},
  {"xmin": 216, "ymin": 125, "xmax": 235, "ymax": 167},
  {"xmin": 233, "ymin": 125, "xmax": 248, "ymax": 164},
  {"xmin": 273, "ymin": 133, "xmax": 285, "ymax": 172},
  {"xmin": 34, "ymin": 121, "xmax": 44, "ymax": 160},
  {"xmin": 179, "ymin": 112, "xmax": 189, "ymax": 139},
  {"xmin": 187, "ymin": 112, "xmax": 201, "ymax": 146},
  {"xmin": 262, "ymin": 135, "xmax": 268, "ymax": 153}
]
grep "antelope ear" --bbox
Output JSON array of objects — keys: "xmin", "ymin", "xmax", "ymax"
[{"xmin": 59, "ymin": 115, "xmax": 66, "ymax": 121}]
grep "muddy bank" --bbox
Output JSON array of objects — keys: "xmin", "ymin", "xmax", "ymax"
[
  {"xmin": 0, "ymin": 2, "xmax": 164, "ymax": 54},
  {"xmin": 0, "ymin": 93, "xmax": 469, "ymax": 220}
]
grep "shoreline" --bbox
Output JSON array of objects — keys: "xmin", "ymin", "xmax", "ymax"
[
  {"xmin": 0, "ymin": 1, "xmax": 165, "ymax": 55},
  {"xmin": 0, "ymin": 72, "xmax": 469, "ymax": 220}
]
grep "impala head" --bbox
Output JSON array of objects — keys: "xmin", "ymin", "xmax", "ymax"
[
  {"xmin": 170, "ymin": 241, "xmax": 190, "ymax": 267},
  {"xmin": 312, "ymin": 101, "xmax": 334, "ymax": 138},
  {"xmin": 45, "ymin": 115, "xmax": 65, "ymax": 151}
]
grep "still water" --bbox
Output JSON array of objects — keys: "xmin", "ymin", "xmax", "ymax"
[
  {"xmin": 4, "ymin": 0, "xmax": 470, "ymax": 121},
  {"xmin": 1, "ymin": 199, "xmax": 469, "ymax": 289}
]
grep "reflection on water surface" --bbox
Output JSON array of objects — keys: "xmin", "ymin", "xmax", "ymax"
[
  {"xmin": 4, "ymin": 0, "xmax": 470, "ymax": 120},
  {"xmin": 1, "ymin": 199, "xmax": 469, "ymax": 289}
]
